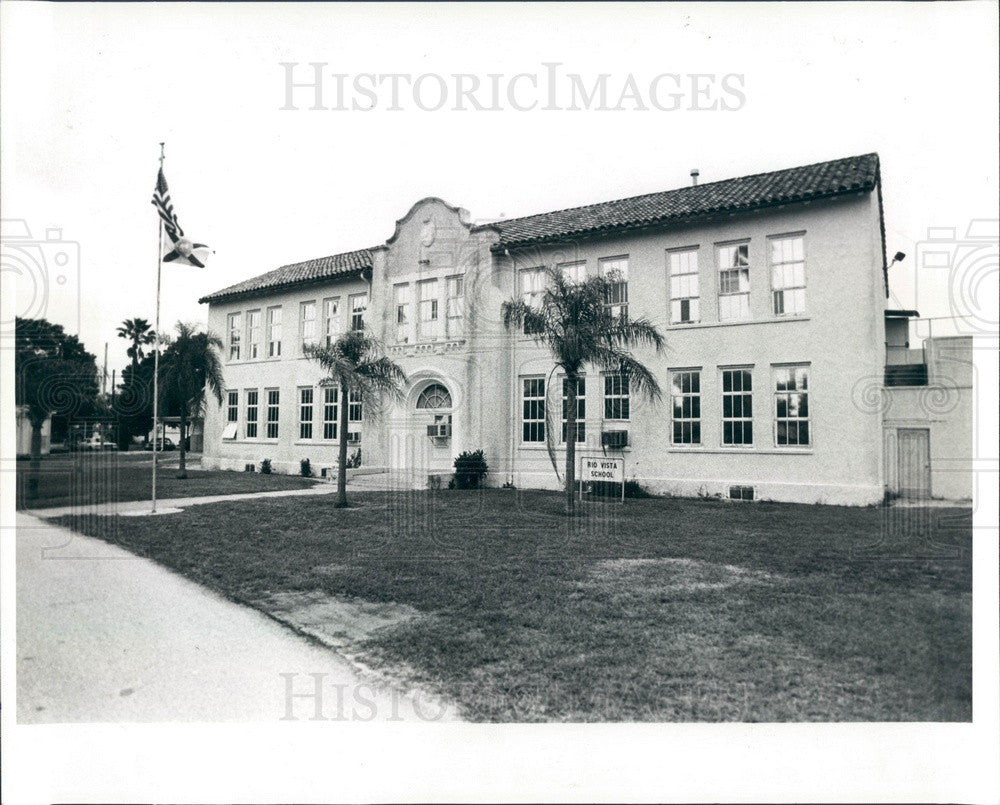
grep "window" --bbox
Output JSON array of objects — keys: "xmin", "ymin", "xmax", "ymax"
[
  {"xmin": 770, "ymin": 235, "xmax": 806, "ymax": 315},
  {"xmin": 322, "ymin": 387, "xmax": 338, "ymax": 440},
  {"xmin": 298, "ymin": 387, "xmax": 313, "ymax": 440},
  {"xmin": 417, "ymin": 279, "xmax": 440, "ymax": 340},
  {"xmin": 323, "ymin": 297, "xmax": 341, "ymax": 346},
  {"xmin": 604, "ymin": 374, "xmax": 630, "ymax": 421},
  {"xmin": 670, "ymin": 370, "xmax": 701, "ymax": 445},
  {"xmin": 774, "ymin": 365, "xmax": 810, "ymax": 446},
  {"xmin": 519, "ymin": 267, "xmax": 545, "ymax": 333},
  {"xmin": 561, "ymin": 376, "xmax": 586, "ymax": 443},
  {"xmin": 669, "ymin": 248, "xmax": 700, "ymax": 324},
  {"xmin": 265, "ymin": 388, "xmax": 280, "ymax": 439},
  {"xmin": 558, "ymin": 261, "xmax": 586, "ymax": 285},
  {"xmin": 522, "ymin": 377, "xmax": 546, "ymax": 442},
  {"xmin": 350, "ymin": 293, "xmax": 367, "ymax": 331},
  {"xmin": 394, "ymin": 283, "xmax": 411, "ymax": 343},
  {"xmin": 721, "ymin": 368, "xmax": 753, "ymax": 446},
  {"xmin": 227, "ymin": 312, "xmax": 242, "ymax": 360},
  {"xmin": 223, "ymin": 390, "xmax": 239, "ymax": 439},
  {"xmin": 600, "ymin": 256, "xmax": 628, "ymax": 320},
  {"xmin": 267, "ymin": 306, "xmax": 282, "ymax": 357},
  {"xmin": 348, "ymin": 389, "xmax": 363, "ymax": 422},
  {"xmin": 300, "ymin": 301, "xmax": 317, "ymax": 350},
  {"xmin": 245, "ymin": 389, "xmax": 259, "ymax": 438},
  {"xmin": 446, "ymin": 275, "xmax": 464, "ymax": 336},
  {"xmin": 247, "ymin": 310, "xmax": 261, "ymax": 359},
  {"xmin": 717, "ymin": 243, "xmax": 750, "ymax": 321},
  {"xmin": 416, "ymin": 383, "xmax": 452, "ymax": 409}
]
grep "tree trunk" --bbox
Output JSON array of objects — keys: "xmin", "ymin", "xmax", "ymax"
[
  {"xmin": 565, "ymin": 375, "xmax": 577, "ymax": 515},
  {"xmin": 176, "ymin": 411, "xmax": 188, "ymax": 479},
  {"xmin": 336, "ymin": 385, "xmax": 350, "ymax": 507},
  {"xmin": 28, "ymin": 420, "xmax": 43, "ymax": 496}
]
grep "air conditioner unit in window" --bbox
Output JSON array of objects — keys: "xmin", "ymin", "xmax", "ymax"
[
  {"xmin": 601, "ymin": 429, "xmax": 629, "ymax": 449},
  {"xmin": 346, "ymin": 432, "xmax": 361, "ymax": 444},
  {"xmin": 426, "ymin": 423, "xmax": 452, "ymax": 439}
]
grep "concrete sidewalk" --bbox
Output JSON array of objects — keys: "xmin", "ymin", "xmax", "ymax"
[{"xmin": 16, "ymin": 513, "xmax": 458, "ymax": 723}]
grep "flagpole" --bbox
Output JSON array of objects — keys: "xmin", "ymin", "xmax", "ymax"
[{"xmin": 151, "ymin": 142, "xmax": 165, "ymax": 513}]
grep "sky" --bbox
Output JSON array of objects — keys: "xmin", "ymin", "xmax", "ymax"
[{"xmin": 2, "ymin": 2, "xmax": 998, "ymax": 378}]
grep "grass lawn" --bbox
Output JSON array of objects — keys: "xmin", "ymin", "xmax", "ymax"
[
  {"xmin": 54, "ymin": 489, "xmax": 972, "ymax": 721},
  {"xmin": 16, "ymin": 453, "xmax": 317, "ymax": 510}
]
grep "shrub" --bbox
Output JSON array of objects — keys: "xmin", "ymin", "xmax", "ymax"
[
  {"xmin": 300, "ymin": 458, "xmax": 312, "ymax": 477},
  {"xmin": 453, "ymin": 449, "xmax": 488, "ymax": 489},
  {"xmin": 260, "ymin": 458, "xmax": 272, "ymax": 474},
  {"xmin": 588, "ymin": 478, "xmax": 653, "ymax": 499},
  {"xmin": 346, "ymin": 448, "xmax": 362, "ymax": 469}
]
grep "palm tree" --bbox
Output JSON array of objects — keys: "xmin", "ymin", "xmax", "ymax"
[
  {"xmin": 116, "ymin": 318, "xmax": 156, "ymax": 371},
  {"xmin": 159, "ymin": 322, "xmax": 224, "ymax": 479},
  {"xmin": 502, "ymin": 267, "xmax": 665, "ymax": 514},
  {"xmin": 306, "ymin": 331, "xmax": 407, "ymax": 508}
]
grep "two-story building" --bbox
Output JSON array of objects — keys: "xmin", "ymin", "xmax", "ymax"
[{"xmin": 199, "ymin": 152, "xmax": 965, "ymax": 505}]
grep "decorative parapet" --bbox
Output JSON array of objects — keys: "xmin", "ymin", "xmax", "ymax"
[{"xmin": 388, "ymin": 339, "xmax": 467, "ymax": 358}]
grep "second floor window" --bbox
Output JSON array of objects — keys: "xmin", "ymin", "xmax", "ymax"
[
  {"xmin": 522, "ymin": 377, "xmax": 545, "ymax": 443},
  {"xmin": 245, "ymin": 389, "xmax": 259, "ymax": 438},
  {"xmin": 722, "ymin": 368, "xmax": 753, "ymax": 446},
  {"xmin": 718, "ymin": 243, "xmax": 750, "ymax": 322},
  {"xmin": 771, "ymin": 235, "xmax": 806, "ymax": 316},
  {"xmin": 418, "ymin": 279, "xmax": 439, "ymax": 340},
  {"xmin": 248, "ymin": 310, "xmax": 261, "ymax": 359},
  {"xmin": 267, "ymin": 306, "xmax": 282, "ymax": 358},
  {"xmin": 323, "ymin": 297, "xmax": 341, "ymax": 346},
  {"xmin": 227, "ymin": 312, "xmax": 241, "ymax": 360},
  {"xmin": 265, "ymin": 388, "xmax": 280, "ymax": 438},
  {"xmin": 604, "ymin": 373, "xmax": 630, "ymax": 421},
  {"xmin": 394, "ymin": 283, "xmax": 411, "ymax": 343},
  {"xmin": 559, "ymin": 261, "xmax": 586, "ymax": 285},
  {"xmin": 671, "ymin": 370, "xmax": 701, "ymax": 445},
  {"xmin": 669, "ymin": 248, "xmax": 700, "ymax": 324},
  {"xmin": 300, "ymin": 301, "xmax": 317, "ymax": 350},
  {"xmin": 600, "ymin": 256, "xmax": 628, "ymax": 321},
  {"xmin": 446, "ymin": 275, "xmax": 464, "ymax": 336},
  {"xmin": 519, "ymin": 267, "xmax": 545, "ymax": 334},
  {"xmin": 350, "ymin": 293, "xmax": 367, "ymax": 331}
]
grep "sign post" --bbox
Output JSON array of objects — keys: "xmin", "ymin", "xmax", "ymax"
[{"xmin": 579, "ymin": 455, "xmax": 626, "ymax": 503}]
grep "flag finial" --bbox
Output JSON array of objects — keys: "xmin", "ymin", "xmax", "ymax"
[{"xmin": 159, "ymin": 142, "xmax": 165, "ymax": 166}]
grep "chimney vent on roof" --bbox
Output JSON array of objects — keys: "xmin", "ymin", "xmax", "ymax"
[{"xmin": 690, "ymin": 168, "xmax": 700, "ymax": 186}]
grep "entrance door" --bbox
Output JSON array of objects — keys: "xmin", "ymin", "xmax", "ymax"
[{"xmin": 897, "ymin": 428, "xmax": 931, "ymax": 499}]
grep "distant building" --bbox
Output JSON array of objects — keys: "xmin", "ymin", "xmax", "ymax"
[{"xmin": 198, "ymin": 153, "xmax": 973, "ymax": 504}]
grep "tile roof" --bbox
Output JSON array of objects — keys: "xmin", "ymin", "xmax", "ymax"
[
  {"xmin": 483, "ymin": 153, "xmax": 880, "ymax": 249},
  {"xmin": 198, "ymin": 248, "xmax": 374, "ymax": 304}
]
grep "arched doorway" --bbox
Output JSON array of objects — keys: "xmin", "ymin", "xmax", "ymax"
[{"xmin": 389, "ymin": 378, "xmax": 456, "ymax": 481}]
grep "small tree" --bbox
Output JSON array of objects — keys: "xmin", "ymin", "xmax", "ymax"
[
  {"xmin": 306, "ymin": 332, "xmax": 406, "ymax": 508},
  {"xmin": 116, "ymin": 317, "xmax": 156, "ymax": 370},
  {"xmin": 159, "ymin": 322, "xmax": 224, "ymax": 479},
  {"xmin": 502, "ymin": 267, "xmax": 665, "ymax": 514},
  {"xmin": 15, "ymin": 318, "xmax": 100, "ymax": 494}
]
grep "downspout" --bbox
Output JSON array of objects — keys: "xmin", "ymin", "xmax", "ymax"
[{"xmin": 506, "ymin": 249, "xmax": 516, "ymax": 486}]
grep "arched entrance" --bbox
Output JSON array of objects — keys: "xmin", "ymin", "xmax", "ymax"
[{"xmin": 389, "ymin": 377, "xmax": 456, "ymax": 481}]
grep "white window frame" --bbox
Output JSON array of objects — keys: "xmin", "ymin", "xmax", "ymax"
[
  {"xmin": 558, "ymin": 260, "xmax": 587, "ymax": 285},
  {"xmin": 721, "ymin": 367, "xmax": 753, "ymax": 447},
  {"xmin": 717, "ymin": 242, "xmax": 751, "ymax": 322},
  {"xmin": 560, "ymin": 375, "xmax": 586, "ymax": 444},
  {"xmin": 518, "ymin": 267, "xmax": 546, "ymax": 334},
  {"xmin": 323, "ymin": 297, "xmax": 341, "ymax": 347},
  {"xmin": 227, "ymin": 312, "xmax": 242, "ymax": 360},
  {"xmin": 322, "ymin": 387, "xmax": 338, "ymax": 440},
  {"xmin": 668, "ymin": 247, "xmax": 700, "ymax": 325},
  {"xmin": 670, "ymin": 369, "xmax": 701, "ymax": 446},
  {"xmin": 265, "ymin": 388, "xmax": 280, "ymax": 439},
  {"xmin": 773, "ymin": 364, "xmax": 810, "ymax": 447},
  {"xmin": 446, "ymin": 274, "xmax": 464, "ymax": 337},
  {"xmin": 417, "ymin": 278, "xmax": 440, "ymax": 341},
  {"xmin": 603, "ymin": 373, "xmax": 630, "ymax": 421},
  {"xmin": 298, "ymin": 387, "xmax": 314, "ymax": 440},
  {"xmin": 600, "ymin": 256, "xmax": 629, "ymax": 321},
  {"xmin": 266, "ymin": 306, "xmax": 283, "ymax": 358},
  {"xmin": 247, "ymin": 310, "xmax": 261, "ymax": 359},
  {"xmin": 770, "ymin": 233, "xmax": 806, "ymax": 316},
  {"xmin": 349, "ymin": 293, "xmax": 367, "ymax": 332},
  {"xmin": 300, "ymin": 300, "xmax": 317, "ymax": 352},
  {"xmin": 521, "ymin": 376, "xmax": 546, "ymax": 443},
  {"xmin": 245, "ymin": 388, "xmax": 259, "ymax": 438}
]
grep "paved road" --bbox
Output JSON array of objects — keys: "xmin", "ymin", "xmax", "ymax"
[{"xmin": 16, "ymin": 513, "xmax": 458, "ymax": 723}]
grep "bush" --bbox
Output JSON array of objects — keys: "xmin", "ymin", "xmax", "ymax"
[
  {"xmin": 588, "ymin": 479, "xmax": 653, "ymax": 499},
  {"xmin": 346, "ymin": 448, "xmax": 362, "ymax": 469},
  {"xmin": 300, "ymin": 458, "xmax": 312, "ymax": 477},
  {"xmin": 260, "ymin": 458, "xmax": 272, "ymax": 474},
  {"xmin": 453, "ymin": 449, "xmax": 488, "ymax": 489}
]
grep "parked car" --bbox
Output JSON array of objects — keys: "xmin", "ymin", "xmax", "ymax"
[
  {"xmin": 74, "ymin": 434, "xmax": 117, "ymax": 451},
  {"xmin": 144, "ymin": 437, "xmax": 176, "ymax": 451}
]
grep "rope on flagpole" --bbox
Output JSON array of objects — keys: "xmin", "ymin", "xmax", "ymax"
[{"xmin": 151, "ymin": 142, "xmax": 165, "ymax": 513}]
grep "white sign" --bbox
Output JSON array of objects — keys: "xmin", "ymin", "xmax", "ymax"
[{"xmin": 580, "ymin": 456, "xmax": 624, "ymax": 483}]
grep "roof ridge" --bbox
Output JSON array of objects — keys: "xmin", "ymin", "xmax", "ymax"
[{"xmin": 485, "ymin": 152, "xmax": 879, "ymax": 228}]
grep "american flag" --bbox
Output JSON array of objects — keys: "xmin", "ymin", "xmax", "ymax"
[{"xmin": 151, "ymin": 167, "xmax": 211, "ymax": 268}]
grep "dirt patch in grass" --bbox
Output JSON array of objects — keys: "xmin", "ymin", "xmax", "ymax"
[
  {"xmin": 589, "ymin": 557, "xmax": 783, "ymax": 592},
  {"xmin": 264, "ymin": 591, "xmax": 423, "ymax": 647}
]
